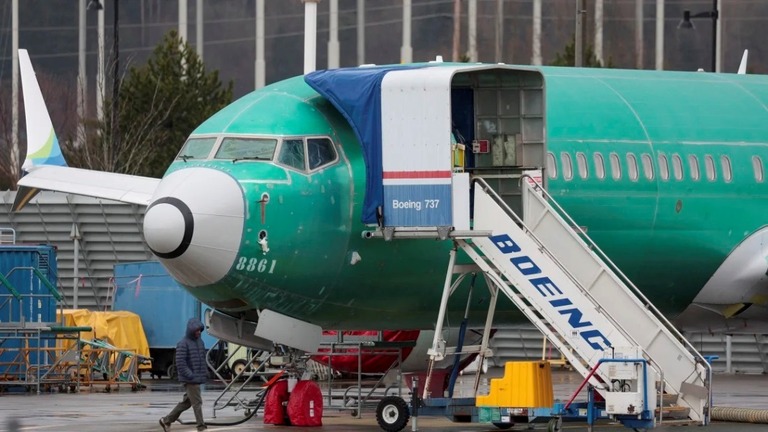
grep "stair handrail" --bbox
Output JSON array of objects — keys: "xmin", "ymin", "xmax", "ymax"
[
  {"xmin": 471, "ymin": 177, "xmax": 653, "ymax": 357},
  {"xmin": 6, "ymin": 266, "xmax": 63, "ymax": 301},
  {"xmin": 0, "ymin": 271, "xmax": 21, "ymax": 300},
  {"xmin": 517, "ymin": 173, "xmax": 711, "ymax": 377}
]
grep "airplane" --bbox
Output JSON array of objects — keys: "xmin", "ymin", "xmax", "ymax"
[{"xmin": 15, "ymin": 47, "xmax": 768, "ymax": 359}]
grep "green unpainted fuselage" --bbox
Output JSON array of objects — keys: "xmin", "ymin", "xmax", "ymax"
[{"xmin": 167, "ymin": 66, "xmax": 768, "ymax": 330}]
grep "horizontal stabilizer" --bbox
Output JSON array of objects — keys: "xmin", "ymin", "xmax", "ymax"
[{"xmin": 14, "ymin": 166, "xmax": 160, "ymax": 211}]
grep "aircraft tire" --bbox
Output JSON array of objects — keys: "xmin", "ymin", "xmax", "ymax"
[
  {"xmin": 232, "ymin": 359, "xmax": 248, "ymax": 378},
  {"xmin": 375, "ymin": 396, "xmax": 410, "ymax": 432}
]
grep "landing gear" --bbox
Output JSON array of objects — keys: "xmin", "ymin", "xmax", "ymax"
[{"xmin": 375, "ymin": 396, "xmax": 410, "ymax": 432}]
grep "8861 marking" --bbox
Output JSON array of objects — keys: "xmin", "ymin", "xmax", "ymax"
[{"xmin": 235, "ymin": 257, "xmax": 277, "ymax": 273}]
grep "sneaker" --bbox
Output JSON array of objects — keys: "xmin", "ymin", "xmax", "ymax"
[{"xmin": 158, "ymin": 419, "xmax": 171, "ymax": 431}]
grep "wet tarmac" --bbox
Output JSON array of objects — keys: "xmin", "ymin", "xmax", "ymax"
[{"xmin": 1, "ymin": 369, "xmax": 767, "ymax": 431}]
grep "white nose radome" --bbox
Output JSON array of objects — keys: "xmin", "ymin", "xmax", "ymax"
[{"xmin": 143, "ymin": 168, "xmax": 245, "ymax": 287}]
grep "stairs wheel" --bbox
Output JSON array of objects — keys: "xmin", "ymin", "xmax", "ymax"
[
  {"xmin": 547, "ymin": 417, "xmax": 562, "ymax": 432},
  {"xmin": 375, "ymin": 396, "xmax": 410, "ymax": 432}
]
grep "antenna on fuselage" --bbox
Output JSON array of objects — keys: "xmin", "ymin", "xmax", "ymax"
[{"xmin": 738, "ymin": 49, "xmax": 749, "ymax": 75}]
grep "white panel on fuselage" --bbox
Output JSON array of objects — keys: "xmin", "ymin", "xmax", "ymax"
[{"xmin": 380, "ymin": 67, "xmax": 455, "ymax": 227}]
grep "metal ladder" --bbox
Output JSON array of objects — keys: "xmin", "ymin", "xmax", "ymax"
[{"xmin": 461, "ymin": 177, "xmax": 710, "ymax": 424}]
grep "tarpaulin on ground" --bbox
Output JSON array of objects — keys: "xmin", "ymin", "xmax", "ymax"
[{"xmin": 57, "ymin": 309, "xmax": 151, "ymax": 369}]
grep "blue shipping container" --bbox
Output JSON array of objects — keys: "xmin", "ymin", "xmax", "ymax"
[
  {"xmin": 113, "ymin": 261, "xmax": 215, "ymax": 348},
  {"xmin": 113, "ymin": 261, "xmax": 218, "ymax": 378},
  {"xmin": 0, "ymin": 244, "xmax": 58, "ymax": 325},
  {"xmin": 0, "ymin": 244, "xmax": 60, "ymax": 375}
]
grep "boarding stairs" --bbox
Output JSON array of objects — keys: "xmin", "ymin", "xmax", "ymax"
[{"xmin": 456, "ymin": 177, "xmax": 711, "ymax": 425}]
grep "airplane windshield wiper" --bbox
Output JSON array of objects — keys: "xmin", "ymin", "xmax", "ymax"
[
  {"xmin": 232, "ymin": 156, "xmax": 270, "ymax": 163},
  {"xmin": 178, "ymin": 155, "xmax": 195, "ymax": 162}
]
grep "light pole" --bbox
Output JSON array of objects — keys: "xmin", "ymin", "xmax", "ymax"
[
  {"xmin": 678, "ymin": 0, "xmax": 718, "ymax": 72},
  {"xmin": 88, "ymin": 0, "xmax": 119, "ymax": 167}
]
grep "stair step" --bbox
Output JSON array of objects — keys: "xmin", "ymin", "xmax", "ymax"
[
  {"xmin": 656, "ymin": 419, "xmax": 699, "ymax": 427},
  {"xmin": 656, "ymin": 405, "xmax": 691, "ymax": 420},
  {"xmin": 658, "ymin": 393, "xmax": 680, "ymax": 406}
]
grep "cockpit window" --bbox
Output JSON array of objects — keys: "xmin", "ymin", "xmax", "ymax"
[
  {"xmin": 307, "ymin": 138, "xmax": 337, "ymax": 170},
  {"xmin": 177, "ymin": 137, "xmax": 217, "ymax": 160},
  {"xmin": 215, "ymin": 137, "xmax": 277, "ymax": 161},
  {"xmin": 277, "ymin": 139, "xmax": 306, "ymax": 171}
]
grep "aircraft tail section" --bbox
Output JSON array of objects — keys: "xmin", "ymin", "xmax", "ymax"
[
  {"xmin": 18, "ymin": 49, "xmax": 66, "ymax": 170},
  {"xmin": 14, "ymin": 50, "xmax": 160, "ymax": 211}
]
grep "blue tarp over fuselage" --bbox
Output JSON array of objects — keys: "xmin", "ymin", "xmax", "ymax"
[{"xmin": 304, "ymin": 64, "xmax": 428, "ymax": 225}]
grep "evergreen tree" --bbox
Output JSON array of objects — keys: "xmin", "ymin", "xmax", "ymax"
[{"xmin": 551, "ymin": 37, "xmax": 612, "ymax": 68}]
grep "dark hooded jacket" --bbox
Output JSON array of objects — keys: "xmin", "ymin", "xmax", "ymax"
[{"xmin": 175, "ymin": 317, "xmax": 208, "ymax": 384}]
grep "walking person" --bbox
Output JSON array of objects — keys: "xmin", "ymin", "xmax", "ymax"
[{"xmin": 159, "ymin": 318, "xmax": 208, "ymax": 431}]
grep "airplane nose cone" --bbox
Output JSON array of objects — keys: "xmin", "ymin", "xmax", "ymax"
[{"xmin": 143, "ymin": 168, "xmax": 244, "ymax": 287}]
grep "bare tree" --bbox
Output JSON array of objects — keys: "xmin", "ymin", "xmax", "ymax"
[
  {"xmin": 0, "ymin": 82, "xmax": 19, "ymax": 190},
  {"xmin": 62, "ymin": 60, "xmax": 180, "ymax": 176}
]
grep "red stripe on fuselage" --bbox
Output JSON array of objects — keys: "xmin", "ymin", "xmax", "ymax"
[{"xmin": 382, "ymin": 170, "xmax": 452, "ymax": 179}]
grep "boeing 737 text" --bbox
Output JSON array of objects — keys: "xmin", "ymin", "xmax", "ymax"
[{"xmin": 391, "ymin": 199, "xmax": 440, "ymax": 211}]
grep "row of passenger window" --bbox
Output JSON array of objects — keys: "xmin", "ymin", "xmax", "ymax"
[{"xmin": 547, "ymin": 151, "xmax": 766, "ymax": 183}]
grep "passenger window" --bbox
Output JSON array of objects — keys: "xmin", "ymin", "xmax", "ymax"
[
  {"xmin": 627, "ymin": 153, "xmax": 638, "ymax": 181},
  {"xmin": 705, "ymin": 155, "xmax": 716, "ymax": 181},
  {"xmin": 753, "ymin": 156, "xmax": 764, "ymax": 183},
  {"xmin": 672, "ymin": 154, "xmax": 683, "ymax": 180},
  {"xmin": 576, "ymin": 152, "xmax": 588, "ymax": 179},
  {"xmin": 215, "ymin": 137, "xmax": 278, "ymax": 160},
  {"xmin": 561, "ymin": 152, "xmax": 573, "ymax": 181},
  {"xmin": 609, "ymin": 152, "xmax": 621, "ymax": 180},
  {"xmin": 688, "ymin": 155, "xmax": 700, "ymax": 181},
  {"xmin": 721, "ymin": 155, "xmax": 732, "ymax": 183},
  {"xmin": 641, "ymin": 153, "xmax": 654, "ymax": 180},
  {"xmin": 658, "ymin": 154, "xmax": 669, "ymax": 181},
  {"xmin": 277, "ymin": 139, "xmax": 306, "ymax": 171},
  {"xmin": 307, "ymin": 138, "xmax": 337, "ymax": 170},
  {"xmin": 177, "ymin": 137, "xmax": 217, "ymax": 160},
  {"xmin": 593, "ymin": 152, "xmax": 605, "ymax": 179},
  {"xmin": 546, "ymin": 152, "xmax": 557, "ymax": 179}
]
